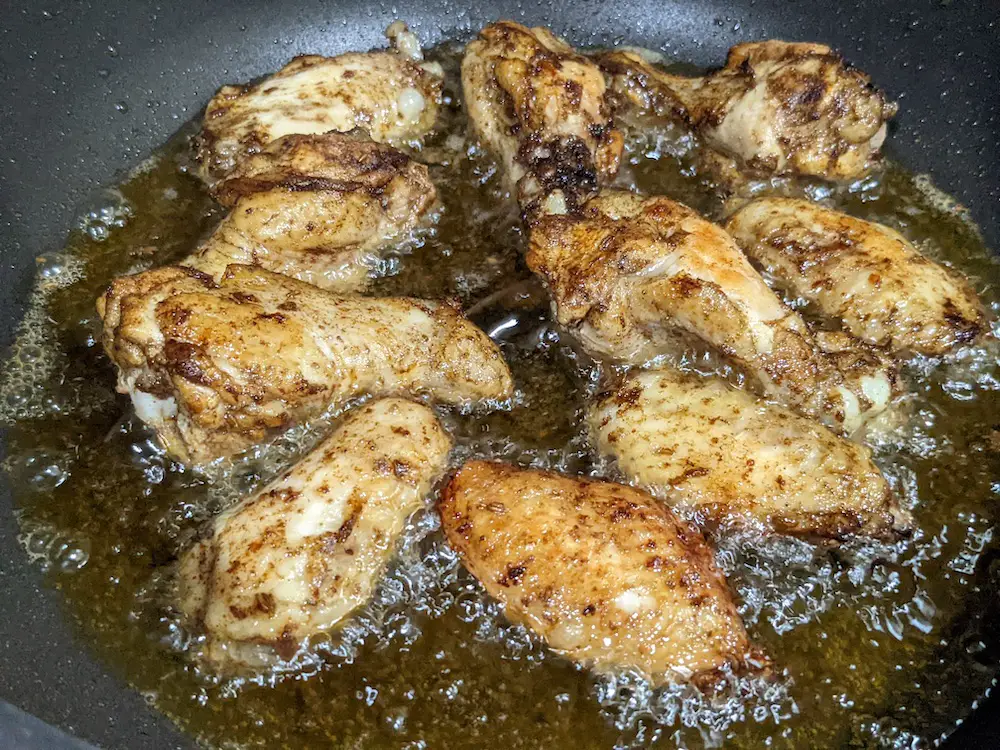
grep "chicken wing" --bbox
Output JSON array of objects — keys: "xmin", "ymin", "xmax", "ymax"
[
  {"xmin": 186, "ymin": 133, "xmax": 436, "ymax": 293},
  {"xmin": 96, "ymin": 264, "xmax": 512, "ymax": 464},
  {"xmin": 461, "ymin": 21, "xmax": 623, "ymax": 212},
  {"xmin": 197, "ymin": 21, "xmax": 443, "ymax": 183},
  {"xmin": 439, "ymin": 460, "xmax": 760, "ymax": 685},
  {"xmin": 526, "ymin": 189, "xmax": 897, "ymax": 434},
  {"xmin": 725, "ymin": 198, "xmax": 984, "ymax": 355},
  {"xmin": 591, "ymin": 368, "xmax": 907, "ymax": 539},
  {"xmin": 178, "ymin": 398, "xmax": 451, "ymax": 667},
  {"xmin": 599, "ymin": 41, "xmax": 894, "ymax": 181}
]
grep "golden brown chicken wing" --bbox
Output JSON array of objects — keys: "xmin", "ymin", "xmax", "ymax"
[
  {"xmin": 197, "ymin": 21, "xmax": 443, "ymax": 183},
  {"xmin": 599, "ymin": 41, "xmax": 894, "ymax": 181},
  {"xmin": 439, "ymin": 460, "xmax": 762, "ymax": 686},
  {"xmin": 462, "ymin": 21, "xmax": 623, "ymax": 212},
  {"xmin": 590, "ymin": 368, "xmax": 908, "ymax": 539},
  {"xmin": 97, "ymin": 265, "xmax": 512, "ymax": 464},
  {"xmin": 527, "ymin": 189, "xmax": 897, "ymax": 434},
  {"xmin": 187, "ymin": 133, "xmax": 436, "ymax": 293},
  {"xmin": 726, "ymin": 198, "xmax": 984, "ymax": 355},
  {"xmin": 179, "ymin": 398, "xmax": 451, "ymax": 668}
]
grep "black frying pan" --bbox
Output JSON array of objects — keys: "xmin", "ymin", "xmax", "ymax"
[{"xmin": 1, "ymin": 0, "xmax": 998, "ymax": 747}]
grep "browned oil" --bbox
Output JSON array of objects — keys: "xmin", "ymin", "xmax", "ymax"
[{"xmin": 3, "ymin": 43, "xmax": 1000, "ymax": 749}]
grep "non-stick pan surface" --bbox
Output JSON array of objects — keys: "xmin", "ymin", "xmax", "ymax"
[{"xmin": 1, "ymin": 1, "xmax": 998, "ymax": 747}]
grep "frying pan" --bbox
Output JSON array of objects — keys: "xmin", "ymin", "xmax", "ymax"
[{"xmin": 1, "ymin": 0, "xmax": 998, "ymax": 747}]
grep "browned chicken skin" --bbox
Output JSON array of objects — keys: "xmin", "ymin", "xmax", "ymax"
[
  {"xmin": 97, "ymin": 265, "xmax": 512, "ymax": 464},
  {"xmin": 462, "ymin": 21, "xmax": 624, "ymax": 212},
  {"xmin": 726, "ymin": 198, "xmax": 984, "ymax": 355},
  {"xmin": 439, "ymin": 461, "xmax": 761, "ymax": 685},
  {"xmin": 527, "ymin": 189, "xmax": 897, "ymax": 435},
  {"xmin": 591, "ymin": 368, "xmax": 908, "ymax": 540},
  {"xmin": 599, "ymin": 41, "xmax": 895, "ymax": 181},
  {"xmin": 197, "ymin": 22, "xmax": 443, "ymax": 183},
  {"xmin": 186, "ymin": 133, "xmax": 437, "ymax": 293},
  {"xmin": 179, "ymin": 398, "xmax": 452, "ymax": 668}
]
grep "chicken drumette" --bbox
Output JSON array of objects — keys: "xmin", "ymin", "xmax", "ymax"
[
  {"xmin": 527, "ymin": 190, "xmax": 897, "ymax": 434},
  {"xmin": 179, "ymin": 398, "xmax": 451, "ymax": 667},
  {"xmin": 599, "ymin": 41, "xmax": 895, "ymax": 182},
  {"xmin": 97, "ymin": 264, "xmax": 512, "ymax": 464},
  {"xmin": 462, "ymin": 21, "xmax": 624, "ymax": 212},
  {"xmin": 591, "ymin": 368, "xmax": 908, "ymax": 539},
  {"xmin": 197, "ymin": 21, "xmax": 443, "ymax": 183},
  {"xmin": 439, "ymin": 460, "xmax": 762, "ymax": 685},
  {"xmin": 186, "ymin": 133, "xmax": 436, "ymax": 293},
  {"xmin": 726, "ymin": 198, "xmax": 984, "ymax": 356}
]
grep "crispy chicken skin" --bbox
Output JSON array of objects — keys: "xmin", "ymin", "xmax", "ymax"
[
  {"xmin": 178, "ymin": 398, "xmax": 451, "ymax": 667},
  {"xmin": 599, "ymin": 41, "xmax": 894, "ymax": 181},
  {"xmin": 726, "ymin": 198, "xmax": 984, "ymax": 355},
  {"xmin": 186, "ymin": 133, "xmax": 436, "ymax": 293},
  {"xmin": 526, "ymin": 190, "xmax": 897, "ymax": 434},
  {"xmin": 591, "ymin": 368, "xmax": 908, "ymax": 539},
  {"xmin": 461, "ymin": 21, "xmax": 624, "ymax": 211},
  {"xmin": 439, "ymin": 461, "xmax": 760, "ymax": 685},
  {"xmin": 197, "ymin": 22, "xmax": 443, "ymax": 183},
  {"xmin": 96, "ymin": 265, "xmax": 512, "ymax": 464}
]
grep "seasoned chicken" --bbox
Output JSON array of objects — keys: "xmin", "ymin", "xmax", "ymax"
[
  {"xmin": 96, "ymin": 264, "xmax": 512, "ymax": 464},
  {"xmin": 178, "ymin": 398, "xmax": 451, "ymax": 667},
  {"xmin": 526, "ymin": 189, "xmax": 897, "ymax": 434},
  {"xmin": 197, "ymin": 21, "xmax": 443, "ymax": 183},
  {"xmin": 186, "ymin": 133, "xmax": 436, "ymax": 293},
  {"xmin": 599, "ymin": 41, "xmax": 895, "ymax": 181},
  {"xmin": 439, "ymin": 461, "xmax": 760, "ymax": 685},
  {"xmin": 461, "ymin": 21, "xmax": 624, "ymax": 211},
  {"xmin": 726, "ymin": 198, "xmax": 984, "ymax": 355},
  {"xmin": 591, "ymin": 368, "xmax": 908, "ymax": 539}
]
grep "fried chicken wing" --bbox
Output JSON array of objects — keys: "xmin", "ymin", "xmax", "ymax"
[
  {"xmin": 526, "ymin": 190, "xmax": 896, "ymax": 434},
  {"xmin": 591, "ymin": 368, "xmax": 907, "ymax": 539},
  {"xmin": 197, "ymin": 21, "xmax": 443, "ymax": 182},
  {"xmin": 439, "ymin": 461, "xmax": 760, "ymax": 685},
  {"xmin": 726, "ymin": 198, "xmax": 984, "ymax": 355},
  {"xmin": 178, "ymin": 398, "xmax": 451, "ymax": 667},
  {"xmin": 462, "ymin": 21, "xmax": 623, "ymax": 211},
  {"xmin": 186, "ymin": 133, "xmax": 436, "ymax": 293},
  {"xmin": 599, "ymin": 41, "xmax": 894, "ymax": 181},
  {"xmin": 96, "ymin": 265, "xmax": 512, "ymax": 464}
]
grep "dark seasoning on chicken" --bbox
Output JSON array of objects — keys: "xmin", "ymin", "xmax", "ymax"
[{"xmin": 2, "ymin": 18, "xmax": 1000, "ymax": 750}]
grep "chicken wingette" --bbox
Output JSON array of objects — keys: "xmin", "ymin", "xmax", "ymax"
[
  {"xmin": 178, "ymin": 398, "xmax": 451, "ymax": 667},
  {"xmin": 526, "ymin": 189, "xmax": 897, "ymax": 434},
  {"xmin": 725, "ymin": 198, "xmax": 984, "ymax": 355},
  {"xmin": 96, "ymin": 265, "xmax": 512, "ymax": 464},
  {"xmin": 462, "ymin": 21, "xmax": 623, "ymax": 212},
  {"xmin": 197, "ymin": 21, "xmax": 443, "ymax": 183},
  {"xmin": 599, "ymin": 41, "xmax": 895, "ymax": 181},
  {"xmin": 439, "ymin": 460, "xmax": 761, "ymax": 685},
  {"xmin": 591, "ymin": 368, "xmax": 908, "ymax": 539},
  {"xmin": 186, "ymin": 133, "xmax": 436, "ymax": 293}
]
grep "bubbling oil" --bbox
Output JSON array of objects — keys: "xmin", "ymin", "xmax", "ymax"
[{"xmin": 3, "ymin": 43, "xmax": 1000, "ymax": 749}]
